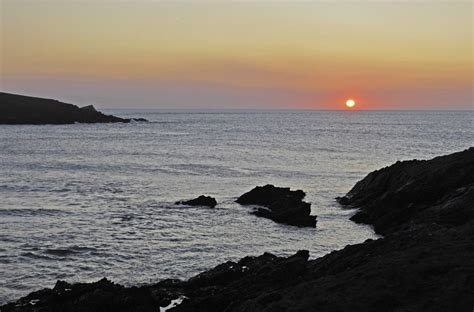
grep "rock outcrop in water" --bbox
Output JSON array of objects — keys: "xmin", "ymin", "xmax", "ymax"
[
  {"xmin": 337, "ymin": 147, "xmax": 474, "ymax": 235},
  {"xmin": 175, "ymin": 195, "xmax": 217, "ymax": 208},
  {"xmin": 0, "ymin": 92, "xmax": 147, "ymax": 124},
  {"xmin": 3, "ymin": 148, "xmax": 473, "ymax": 312},
  {"xmin": 236, "ymin": 184, "xmax": 317, "ymax": 227}
]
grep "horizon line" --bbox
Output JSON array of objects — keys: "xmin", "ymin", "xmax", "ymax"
[
  {"xmin": 103, "ymin": 107, "xmax": 474, "ymax": 112},
  {"xmin": 2, "ymin": 91, "xmax": 472, "ymax": 112}
]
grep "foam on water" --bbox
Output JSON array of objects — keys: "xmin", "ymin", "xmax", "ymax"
[{"xmin": 0, "ymin": 110, "xmax": 472, "ymax": 303}]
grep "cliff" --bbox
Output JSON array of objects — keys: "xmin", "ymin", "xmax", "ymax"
[{"xmin": 0, "ymin": 92, "xmax": 141, "ymax": 124}]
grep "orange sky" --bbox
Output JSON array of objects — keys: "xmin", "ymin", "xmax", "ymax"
[{"xmin": 1, "ymin": 1, "xmax": 472, "ymax": 109}]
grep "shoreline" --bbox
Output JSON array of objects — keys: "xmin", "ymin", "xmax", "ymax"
[
  {"xmin": 0, "ymin": 92, "xmax": 147, "ymax": 124},
  {"xmin": 2, "ymin": 148, "xmax": 473, "ymax": 311}
]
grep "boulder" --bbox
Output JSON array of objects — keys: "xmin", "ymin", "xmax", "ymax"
[
  {"xmin": 176, "ymin": 195, "xmax": 217, "ymax": 208},
  {"xmin": 236, "ymin": 184, "xmax": 316, "ymax": 227},
  {"xmin": 236, "ymin": 184, "xmax": 305, "ymax": 206}
]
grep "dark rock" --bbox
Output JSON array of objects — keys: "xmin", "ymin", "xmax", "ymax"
[
  {"xmin": 337, "ymin": 147, "xmax": 474, "ymax": 235},
  {"xmin": 0, "ymin": 92, "xmax": 143, "ymax": 124},
  {"xmin": 4, "ymin": 228, "xmax": 473, "ymax": 312},
  {"xmin": 176, "ymin": 195, "xmax": 217, "ymax": 208},
  {"xmin": 0, "ymin": 278, "xmax": 164, "ymax": 312},
  {"xmin": 236, "ymin": 184, "xmax": 316, "ymax": 227},
  {"xmin": 236, "ymin": 184, "xmax": 305, "ymax": 206},
  {"xmin": 132, "ymin": 118, "xmax": 148, "ymax": 122},
  {"xmin": 80, "ymin": 105, "xmax": 98, "ymax": 112}
]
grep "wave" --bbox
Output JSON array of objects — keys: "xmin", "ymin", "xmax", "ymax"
[
  {"xmin": 20, "ymin": 252, "xmax": 55, "ymax": 260},
  {"xmin": 0, "ymin": 208, "xmax": 69, "ymax": 217},
  {"xmin": 44, "ymin": 245, "xmax": 97, "ymax": 257}
]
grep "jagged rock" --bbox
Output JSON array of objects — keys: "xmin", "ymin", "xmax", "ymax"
[
  {"xmin": 236, "ymin": 184, "xmax": 316, "ymax": 227},
  {"xmin": 176, "ymin": 195, "xmax": 217, "ymax": 208},
  {"xmin": 337, "ymin": 147, "xmax": 474, "ymax": 235},
  {"xmin": 236, "ymin": 184, "xmax": 305, "ymax": 206},
  {"xmin": 0, "ymin": 92, "xmax": 146, "ymax": 124},
  {"xmin": 80, "ymin": 105, "xmax": 98, "ymax": 112},
  {"xmin": 1, "ymin": 278, "xmax": 163, "ymax": 312}
]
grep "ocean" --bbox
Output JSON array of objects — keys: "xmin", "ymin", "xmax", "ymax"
[{"xmin": 0, "ymin": 110, "xmax": 472, "ymax": 303}]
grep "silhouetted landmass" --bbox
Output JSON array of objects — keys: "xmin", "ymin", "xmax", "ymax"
[
  {"xmin": 337, "ymin": 147, "xmax": 474, "ymax": 235},
  {"xmin": 2, "ymin": 148, "xmax": 473, "ymax": 311},
  {"xmin": 176, "ymin": 195, "xmax": 217, "ymax": 208},
  {"xmin": 236, "ymin": 184, "xmax": 317, "ymax": 227},
  {"xmin": 0, "ymin": 92, "xmax": 147, "ymax": 124}
]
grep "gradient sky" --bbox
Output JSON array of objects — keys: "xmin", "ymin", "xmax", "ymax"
[{"xmin": 1, "ymin": 0, "xmax": 473, "ymax": 109}]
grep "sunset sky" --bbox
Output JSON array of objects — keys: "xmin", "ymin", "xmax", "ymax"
[{"xmin": 1, "ymin": 0, "xmax": 472, "ymax": 109}]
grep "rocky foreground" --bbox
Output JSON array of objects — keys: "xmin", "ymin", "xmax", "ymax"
[
  {"xmin": 0, "ymin": 92, "xmax": 146, "ymax": 124},
  {"xmin": 2, "ymin": 148, "xmax": 473, "ymax": 312}
]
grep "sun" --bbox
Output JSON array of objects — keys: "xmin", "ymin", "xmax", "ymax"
[{"xmin": 345, "ymin": 99, "xmax": 356, "ymax": 108}]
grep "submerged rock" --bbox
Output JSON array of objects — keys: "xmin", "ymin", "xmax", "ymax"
[
  {"xmin": 236, "ymin": 184, "xmax": 316, "ymax": 227},
  {"xmin": 0, "ymin": 92, "xmax": 147, "ymax": 124},
  {"xmin": 132, "ymin": 118, "xmax": 148, "ymax": 122},
  {"xmin": 176, "ymin": 195, "xmax": 217, "ymax": 208}
]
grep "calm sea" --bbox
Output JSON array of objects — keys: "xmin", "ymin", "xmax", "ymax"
[{"xmin": 0, "ymin": 110, "xmax": 472, "ymax": 303}]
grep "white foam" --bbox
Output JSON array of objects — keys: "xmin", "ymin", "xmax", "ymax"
[{"xmin": 159, "ymin": 296, "xmax": 187, "ymax": 312}]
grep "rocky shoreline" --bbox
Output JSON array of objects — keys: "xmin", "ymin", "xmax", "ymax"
[
  {"xmin": 0, "ymin": 92, "xmax": 147, "ymax": 124},
  {"xmin": 2, "ymin": 148, "xmax": 473, "ymax": 311}
]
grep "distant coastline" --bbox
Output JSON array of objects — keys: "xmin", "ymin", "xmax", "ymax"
[{"xmin": 0, "ymin": 92, "xmax": 147, "ymax": 125}]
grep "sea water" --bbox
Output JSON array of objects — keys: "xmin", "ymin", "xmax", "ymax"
[{"xmin": 0, "ymin": 110, "xmax": 472, "ymax": 303}]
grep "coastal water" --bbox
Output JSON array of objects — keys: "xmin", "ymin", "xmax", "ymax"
[{"xmin": 0, "ymin": 110, "xmax": 472, "ymax": 303}]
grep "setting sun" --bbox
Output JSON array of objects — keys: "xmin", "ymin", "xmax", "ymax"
[{"xmin": 346, "ymin": 99, "xmax": 356, "ymax": 108}]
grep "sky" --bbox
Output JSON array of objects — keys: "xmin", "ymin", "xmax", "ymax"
[{"xmin": 1, "ymin": 0, "xmax": 473, "ymax": 110}]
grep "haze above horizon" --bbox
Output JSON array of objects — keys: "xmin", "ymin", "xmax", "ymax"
[{"xmin": 1, "ymin": 0, "xmax": 472, "ymax": 110}]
